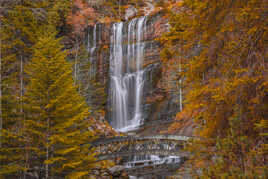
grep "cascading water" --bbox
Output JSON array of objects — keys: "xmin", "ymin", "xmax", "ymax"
[
  {"xmin": 108, "ymin": 17, "xmax": 182, "ymax": 177},
  {"xmin": 109, "ymin": 17, "xmax": 146, "ymax": 132},
  {"xmin": 125, "ymin": 155, "xmax": 181, "ymax": 168},
  {"xmin": 84, "ymin": 17, "xmax": 183, "ymax": 178},
  {"xmin": 88, "ymin": 24, "xmax": 98, "ymax": 79}
]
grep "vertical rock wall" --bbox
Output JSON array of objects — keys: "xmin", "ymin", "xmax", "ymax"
[{"xmin": 78, "ymin": 11, "xmax": 180, "ymax": 134}]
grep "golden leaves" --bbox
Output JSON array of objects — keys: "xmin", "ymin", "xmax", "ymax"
[
  {"xmin": 162, "ymin": 0, "xmax": 267, "ymax": 176},
  {"xmin": 65, "ymin": 171, "xmax": 89, "ymax": 179}
]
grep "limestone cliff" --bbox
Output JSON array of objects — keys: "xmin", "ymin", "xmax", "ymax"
[{"xmin": 74, "ymin": 11, "xmax": 181, "ymax": 135}]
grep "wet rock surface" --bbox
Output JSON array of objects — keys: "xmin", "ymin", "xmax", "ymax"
[
  {"xmin": 73, "ymin": 10, "xmax": 193, "ymax": 178},
  {"xmin": 77, "ymin": 11, "xmax": 178, "ymax": 135}
]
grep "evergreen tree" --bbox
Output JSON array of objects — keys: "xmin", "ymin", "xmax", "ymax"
[
  {"xmin": 0, "ymin": 3, "xmax": 45, "ymax": 177},
  {"xmin": 23, "ymin": 32, "xmax": 98, "ymax": 178},
  {"xmin": 0, "ymin": 0, "xmax": 72, "ymax": 177}
]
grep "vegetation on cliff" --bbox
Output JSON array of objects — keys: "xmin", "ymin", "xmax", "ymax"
[
  {"xmin": 0, "ymin": 0, "xmax": 267, "ymax": 178},
  {"xmin": 160, "ymin": 0, "xmax": 267, "ymax": 177}
]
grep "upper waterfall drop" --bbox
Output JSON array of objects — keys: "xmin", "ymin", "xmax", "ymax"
[{"xmin": 109, "ymin": 17, "xmax": 147, "ymax": 132}]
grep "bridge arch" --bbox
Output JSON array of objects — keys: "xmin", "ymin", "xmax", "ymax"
[{"xmin": 90, "ymin": 135, "xmax": 191, "ymax": 162}]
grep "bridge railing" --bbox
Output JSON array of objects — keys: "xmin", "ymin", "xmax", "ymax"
[{"xmin": 90, "ymin": 135, "xmax": 192, "ymax": 147}]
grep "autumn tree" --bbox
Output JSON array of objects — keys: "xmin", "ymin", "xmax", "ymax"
[
  {"xmin": 23, "ymin": 31, "xmax": 99, "ymax": 179},
  {"xmin": 0, "ymin": 2, "xmax": 48, "ymax": 176},
  {"xmin": 160, "ymin": 0, "xmax": 268, "ymax": 177},
  {"xmin": 0, "ymin": 0, "xmax": 71, "ymax": 177},
  {"xmin": 67, "ymin": 0, "xmax": 97, "ymax": 36}
]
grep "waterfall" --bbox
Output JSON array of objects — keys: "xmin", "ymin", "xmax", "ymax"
[
  {"xmin": 109, "ymin": 17, "xmax": 146, "ymax": 132},
  {"xmin": 125, "ymin": 155, "xmax": 181, "ymax": 168},
  {"xmin": 88, "ymin": 24, "xmax": 97, "ymax": 79}
]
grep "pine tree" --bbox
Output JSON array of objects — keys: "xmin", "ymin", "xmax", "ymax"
[
  {"xmin": 0, "ymin": 3, "xmax": 44, "ymax": 177},
  {"xmin": 23, "ymin": 31, "xmax": 98, "ymax": 178},
  {"xmin": 0, "ymin": 1, "xmax": 72, "ymax": 177}
]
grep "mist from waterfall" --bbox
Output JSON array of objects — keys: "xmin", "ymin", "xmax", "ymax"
[{"xmin": 109, "ymin": 17, "xmax": 146, "ymax": 132}]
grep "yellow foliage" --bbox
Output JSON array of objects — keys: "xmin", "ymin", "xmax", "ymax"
[
  {"xmin": 66, "ymin": 171, "xmax": 90, "ymax": 179},
  {"xmin": 162, "ymin": 0, "xmax": 268, "ymax": 177}
]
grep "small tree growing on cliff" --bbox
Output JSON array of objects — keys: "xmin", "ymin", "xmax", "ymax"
[{"xmin": 23, "ymin": 31, "xmax": 97, "ymax": 178}]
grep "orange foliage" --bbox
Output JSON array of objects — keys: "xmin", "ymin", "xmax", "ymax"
[
  {"xmin": 67, "ymin": 0, "xmax": 97, "ymax": 36},
  {"xmin": 160, "ymin": 0, "xmax": 268, "ymax": 177}
]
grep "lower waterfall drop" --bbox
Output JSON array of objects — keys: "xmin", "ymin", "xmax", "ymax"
[
  {"xmin": 109, "ymin": 17, "xmax": 146, "ymax": 132},
  {"xmin": 107, "ymin": 17, "xmax": 183, "ymax": 178}
]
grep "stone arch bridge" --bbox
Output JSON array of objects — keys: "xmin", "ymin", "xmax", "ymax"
[{"xmin": 90, "ymin": 135, "xmax": 191, "ymax": 162}]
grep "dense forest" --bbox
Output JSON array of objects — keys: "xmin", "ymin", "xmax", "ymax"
[{"xmin": 0, "ymin": 0, "xmax": 267, "ymax": 178}]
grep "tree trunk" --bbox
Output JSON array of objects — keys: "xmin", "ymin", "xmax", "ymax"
[
  {"xmin": 0, "ymin": 19, "xmax": 2, "ymax": 148},
  {"xmin": 20, "ymin": 55, "xmax": 23, "ymax": 114},
  {"xmin": 74, "ymin": 38, "xmax": 79, "ymax": 85},
  {"xmin": 45, "ymin": 117, "xmax": 50, "ymax": 179},
  {"xmin": 119, "ymin": 0, "xmax": 121, "ymax": 18},
  {"xmin": 179, "ymin": 58, "xmax": 183, "ymax": 112},
  {"xmin": 21, "ymin": 56, "xmax": 26, "ymax": 179}
]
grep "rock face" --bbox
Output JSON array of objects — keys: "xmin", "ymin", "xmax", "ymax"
[{"xmin": 78, "ymin": 11, "xmax": 180, "ymax": 134}]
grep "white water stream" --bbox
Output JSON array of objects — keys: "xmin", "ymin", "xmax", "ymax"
[
  {"xmin": 109, "ymin": 17, "xmax": 146, "ymax": 132},
  {"xmin": 85, "ymin": 17, "xmax": 182, "ymax": 177},
  {"xmin": 88, "ymin": 24, "xmax": 97, "ymax": 79},
  {"xmin": 109, "ymin": 18, "xmax": 181, "ymax": 177}
]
